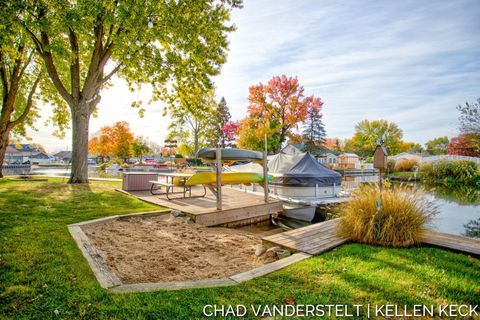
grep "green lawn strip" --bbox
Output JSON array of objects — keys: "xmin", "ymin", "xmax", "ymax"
[{"xmin": 0, "ymin": 179, "xmax": 479, "ymax": 319}]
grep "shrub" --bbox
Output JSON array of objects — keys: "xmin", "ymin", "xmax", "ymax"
[
  {"xmin": 394, "ymin": 159, "xmax": 419, "ymax": 172},
  {"xmin": 337, "ymin": 184, "xmax": 437, "ymax": 247},
  {"xmin": 420, "ymin": 160, "xmax": 479, "ymax": 184},
  {"xmin": 98, "ymin": 161, "xmax": 111, "ymax": 169}
]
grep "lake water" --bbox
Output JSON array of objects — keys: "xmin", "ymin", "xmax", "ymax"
[{"xmin": 3, "ymin": 166, "xmax": 479, "ymax": 238}]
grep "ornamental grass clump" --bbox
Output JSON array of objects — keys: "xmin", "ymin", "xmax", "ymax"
[
  {"xmin": 337, "ymin": 184, "xmax": 437, "ymax": 247},
  {"xmin": 394, "ymin": 159, "xmax": 419, "ymax": 172}
]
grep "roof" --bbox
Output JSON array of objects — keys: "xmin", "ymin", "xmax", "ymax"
[
  {"xmin": 339, "ymin": 153, "xmax": 359, "ymax": 158},
  {"xmin": 54, "ymin": 151, "xmax": 73, "ymax": 158},
  {"xmin": 30, "ymin": 152, "xmax": 50, "ymax": 159},
  {"xmin": 317, "ymin": 147, "xmax": 339, "ymax": 156},
  {"xmin": 283, "ymin": 144, "xmax": 339, "ymax": 156},
  {"xmin": 6, "ymin": 144, "xmax": 40, "ymax": 154},
  {"xmin": 375, "ymin": 145, "xmax": 388, "ymax": 156}
]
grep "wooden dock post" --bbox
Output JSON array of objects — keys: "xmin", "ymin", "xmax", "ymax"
[
  {"xmin": 216, "ymin": 148, "xmax": 222, "ymax": 210},
  {"xmin": 263, "ymin": 136, "xmax": 269, "ymax": 203}
]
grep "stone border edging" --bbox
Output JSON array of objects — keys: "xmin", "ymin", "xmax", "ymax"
[{"xmin": 68, "ymin": 210, "xmax": 312, "ymax": 292}]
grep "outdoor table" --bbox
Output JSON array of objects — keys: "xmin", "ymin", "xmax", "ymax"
[{"xmin": 150, "ymin": 172, "xmax": 206, "ymax": 199}]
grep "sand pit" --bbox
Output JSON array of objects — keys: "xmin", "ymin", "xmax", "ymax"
[{"xmin": 81, "ymin": 215, "xmax": 276, "ymax": 283}]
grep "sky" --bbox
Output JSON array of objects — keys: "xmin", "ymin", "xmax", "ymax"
[{"xmin": 26, "ymin": 0, "xmax": 480, "ymax": 153}]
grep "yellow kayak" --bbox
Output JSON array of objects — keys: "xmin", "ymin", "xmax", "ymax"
[{"xmin": 185, "ymin": 172, "xmax": 264, "ymax": 186}]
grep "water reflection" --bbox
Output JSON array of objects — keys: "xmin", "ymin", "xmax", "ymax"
[
  {"xmin": 464, "ymin": 218, "xmax": 480, "ymax": 238},
  {"xmin": 2, "ymin": 166, "xmax": 122, "ymax": 179}
]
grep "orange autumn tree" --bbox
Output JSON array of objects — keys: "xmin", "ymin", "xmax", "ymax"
[
  {"xmin": 237, "ymin": 75, "xmax": 323, "ymax": 153},
  {"xmin": 88, "ymin": 122, "xmax": 134, "ymax": 161}
]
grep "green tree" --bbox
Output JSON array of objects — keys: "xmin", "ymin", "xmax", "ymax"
[
  {"xmin": 131, "ymin": 137, "xmax": 151, "ymax": 164},
  {"xmin": 425, "ymin": 136, "xmax": 449, "ymax": 155},
  {"xmin": 0, "ymin": 2, "xmax": 67, "ymax": 176},
  {"xmin": 17, "ymin": 0, "xmax": 241, "ymax": 183},
  {"xmin": 209, "ymin": 96, "xmax": 231, "ymax": 147},
  {"xmin": 348, "ymin": 119, "xmax": 403, "ymax": 157},
  {"xmin": 302, "ymin": 106, "xmax": 326, "ymax": 153},
  {"xmin": 167, "ymin": 89, "xmax": 217, "ymax": 157}
]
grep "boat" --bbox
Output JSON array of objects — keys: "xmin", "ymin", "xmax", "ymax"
[
  {"xmin": 196, "ymin": 148, "xmax": 263, "ymax": 162},
  {"xmin": 185, "ymin": 171, "xmax": 264, "ymax": 186},
  {"xmin": 229, "ymin": 152, "xmax": 345, "ymax": 222}
]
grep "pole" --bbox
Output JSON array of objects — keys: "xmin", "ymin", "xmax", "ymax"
[
  {"xmin": 263, "ymin": 135, "xmax": 269, "ymax": 203},
  {"xmin": 216, "ymin": 147, "xmax": 222, "ymax": 210}
]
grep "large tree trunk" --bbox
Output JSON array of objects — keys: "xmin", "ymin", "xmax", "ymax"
[
  {"xmin": 0, "ymin": 127, "xmax": 10, "ymax": 178},
  {"xmin": 69, "ymin": 106, "xmax": 91, "ymax": 183}
]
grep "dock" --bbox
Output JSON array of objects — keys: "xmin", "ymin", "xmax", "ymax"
[
  {"xmin": 263, "ymin": 218, "xmax": 348, "ymax": 255},
  {"xmin": 263, "ymin": 218, "xmax": 480, "ymax": 256},
  {"xmin": 122, "ymin": 186, "xmax": 283, "ymax": 227},
  {"xmin": 421, "ymin": 229, "xmax": 480, "ymax": 255}
]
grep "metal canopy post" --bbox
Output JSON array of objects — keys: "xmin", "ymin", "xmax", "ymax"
[
  {"xmin": 263, "ymin": 135, "xmax": 269, "ymax": 203},
  {"xmin": 216, "ymin": 148, "xmax": 222, "ymax": 210}
]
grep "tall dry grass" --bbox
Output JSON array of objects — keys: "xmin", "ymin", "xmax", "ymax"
[
  {"xmin": 394, "ymin": 159, "xmax": 419, "ymax": 172},
  {"xmin": 337, "ymin": 184, "xmax": 437, "ymax": 247}
]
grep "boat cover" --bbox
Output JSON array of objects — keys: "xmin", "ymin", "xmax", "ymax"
[
  {"xmin": 196, "ymin": 148, "xmax": 263, "ymax": 161},
  {"xmin": 230, "ymin": 152, "xmax": 342, "ymax": 187},
  {"xmin": 273, "ymin": 152, "xmax": 342, "ymax": 186}
]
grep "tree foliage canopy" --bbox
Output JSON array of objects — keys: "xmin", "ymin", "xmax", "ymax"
[
  {"xmin": 237, "ymin": 75, "xmax": 323, "ymax": 153},
  {"xmin": 13, "ymin": 0, "xmax": 241, "ymax": 182},
  {"xmin": 457, "ymin": 98, "xmax": 480, "ymax": 135},
  {"xmin": 302, "ymin": 106, "xmax": 326, "ymax": 153},
  {"xmin": 88, "ymin": 121, "xmax": 134, "ymax": 159},
  {"xmin": 425, "ymin": 136, "xmax": 449, "ymax": 155},
  {"xmin": 346, "ymin": 119, "xmax": 403, "ymax": 157}
]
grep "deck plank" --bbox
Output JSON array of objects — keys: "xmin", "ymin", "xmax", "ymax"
[
  {"xmin": 122, "ymin": 187, "xmax": 283, "ymax": 226},
  {"xmin": 264, "ymin": 219, "xmax": 480, "ymax": 256},
  {"xmin": 263, "ymin": 219, "xmax": 348, "ymax": 255},
  {"xmin": 421, "ymin": 230, "xmax": 480, "ymax": 255}
]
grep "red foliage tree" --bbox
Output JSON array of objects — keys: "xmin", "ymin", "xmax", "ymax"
[
  {"xmin": 238, "ymin": 75, "xmax": 323, "ymax": 152},
  {"xmin": 447, "ymin": 135, "xmax": 479, "ymax": 156},
  {"xmin": 222, "ymin": 121, "xmax": 240, "ymax": 147}
]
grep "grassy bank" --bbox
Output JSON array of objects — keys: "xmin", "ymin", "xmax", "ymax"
[{"xmin": 0, "ymin": 179, "xmax": 479, "ymax": 319}]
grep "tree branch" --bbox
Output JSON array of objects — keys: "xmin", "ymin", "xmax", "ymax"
[
  {"xmin": 18, "ymin": 49, "xmax": 35, "ymax": 80},
  {"xmin": 9, "ymin": 45, "xmax": 25, "ymax": 90},
  {"xmin": 8, "ymin": 75, "xmax": 41, "ymax": 128},
  {"xmin": 23, "ymin": 25, "xmax": 44, "ymax": 54},
  {"xmin": 101, "ymin": 63, "xmax": 123, "ymax": 84},
  {"xmin": 0, "ymin": 52, "xmax": 9, "ymax": 100},
  {"xmin": 68, "ymin": 26, "xmax": 81, "ymax": 100},
  {"xmin": 39, "ymin": 32, "xmax": 73, "ymax": 105}
]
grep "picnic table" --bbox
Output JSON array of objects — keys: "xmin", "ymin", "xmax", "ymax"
[{"xmin": 149, "ymin": 172, "xmax": 206, "ymax": 200}]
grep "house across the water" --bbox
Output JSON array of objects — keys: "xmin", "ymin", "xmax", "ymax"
[
  {"xmin": 281, "ymin": 144, "xmax": 339, "ymax": 166},
  {"xmin": 54, "ymin": 151, "xmax": 73, "ymax": 163},
  {"xmin": 4, "ymin": 144, "xmax": 52, "ymax": 164}
]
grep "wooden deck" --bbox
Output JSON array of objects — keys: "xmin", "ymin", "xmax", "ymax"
[
  {"xmin": 421, "ymin": 229, "xmax": 480, "ymax": 256},
  {"xmin": 123, "ymin": 187, "xmax": 283, "ymax": 226},
  {"xmin": 263, "ymin": 218, "xmax": 348, "ymax": 255},
  {"xmin": 264, "ymin": 219, "xmax": 480, "ymax": 256}
]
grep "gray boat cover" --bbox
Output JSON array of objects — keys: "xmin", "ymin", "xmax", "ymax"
[
  {"xmin": 269, "ymin": 152, "xmax": 342, "ymax": 186},
  {"xmin": 230, "ymin": 152, "xmax": 342, "ymax": 187},
  {"xmin": 196, "ymin": 148, "xmax": 263, "ymax": 161}
]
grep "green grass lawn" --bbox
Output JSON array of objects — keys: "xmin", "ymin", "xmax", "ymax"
[{"xmin": 0, "ymin": 178, "xmax": 479, "ymax": 319}]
